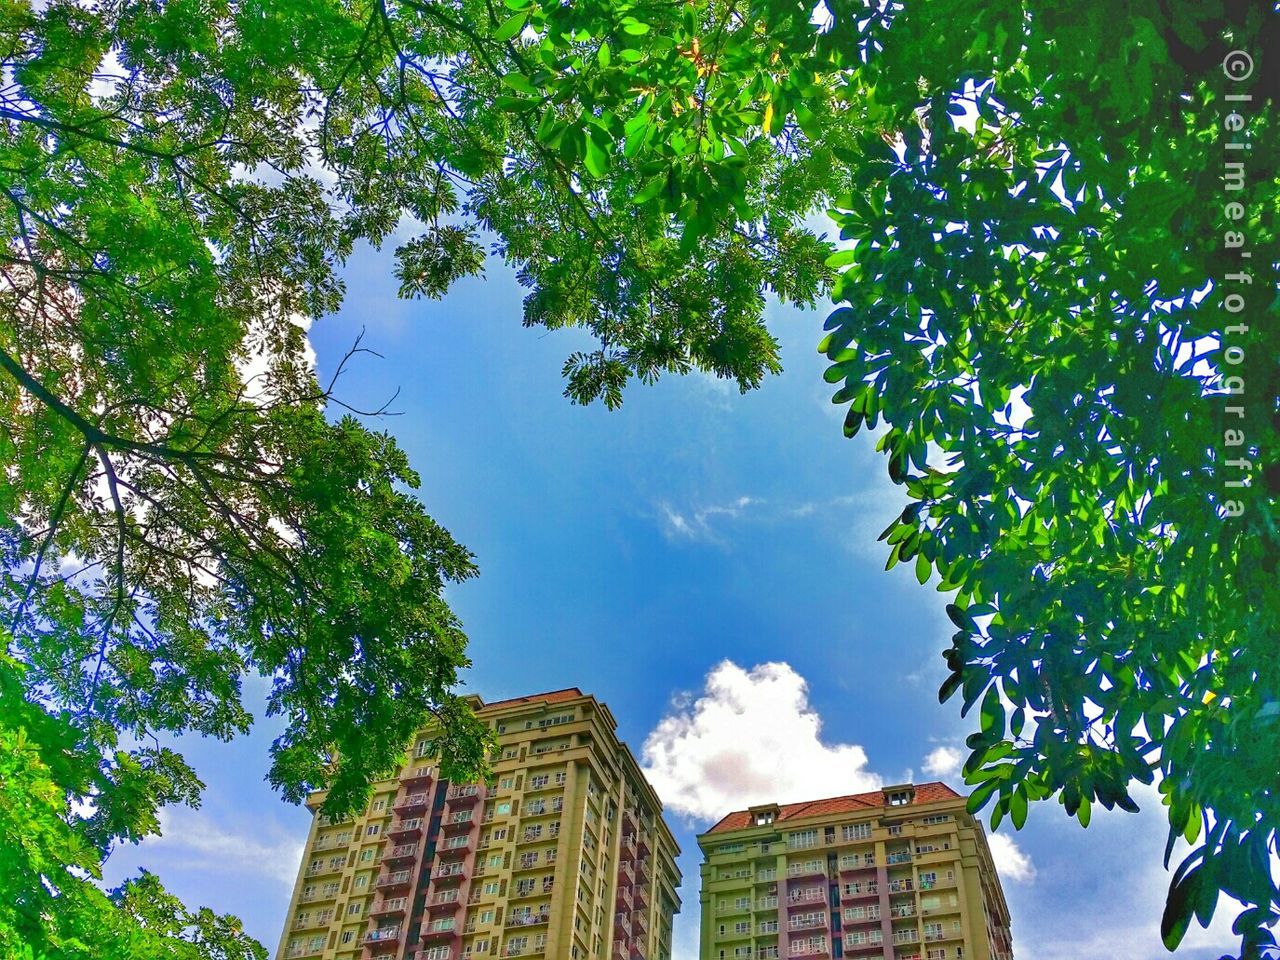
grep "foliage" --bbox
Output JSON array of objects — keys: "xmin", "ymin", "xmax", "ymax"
[
  {"xmin": 455, "ymin": 0, "xmax": 1278, "ymax": 954},
  {"xmin": 0, "ymin": 650, "xmax": 266, "ymax": 959},
  {"xmin": 2, "ymin": 0, "xmax": 1277, "ymax": 956}
]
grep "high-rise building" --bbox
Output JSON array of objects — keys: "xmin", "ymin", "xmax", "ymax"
[
  {"xmin": 696, "ymin": 782, "xmax": 1014, "ymax": 960},
  {"xmin": 275, "ymin": 688, "xmax": 681, "ymax": 960}
]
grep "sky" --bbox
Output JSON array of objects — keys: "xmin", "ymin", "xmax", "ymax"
[{"xmin": 102, "ymin": 231, "xmax": 1239, "ymax": 960}]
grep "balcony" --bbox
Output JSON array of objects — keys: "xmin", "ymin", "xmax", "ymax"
[
  {"xmin": 786, "ymin": 889, "xmax": 824, "ymax": 909},
  {"xmin": 843, "ymin": 908, "xmax": 881, "ymax": 925},
  {"xmin": 840, "ymin": 884, "xmax": 878, "ymax": 901},
  {"xmin": 620, "ymin": 833, "xmax": 638, "ymax": 858},
  {"xmin": 385, "ymin": 843, "xmax": 419, "ymax": 864},
  {"xmin": 636, "ymin": 831, "xmax": 651, "ymax": 857},
  {"xmin": 632, "ymin": 911, "xmax": 648, "ymax": 935},
  {"xmin": 304, "ymin": 861, "xmax": 343, "ymax": 878},
  {"xmin": 787, "ymin": 942, "xmax": 829, "ymax": 958},
  {"xmin": 364, "ymin": 926, "xmax": 402, "ymax": 952},
  {"xmin": 614, "ymin": 911, "xmax": 632, "ymax": 937},
  {"xmin": 617, "ymin": 862, "xmax": 635, "ymax": 888},
  {"xmin": 429, "ymin": 890, "xmax": 462, "ymax": 911},
  {"xmin": 403, "ymin": 765, "xmax": 433, "ymax": 787},
  {"xmin": 892, "ymin": 930, "xmax": 920, "ymax": 945},
  {"xmin": 842, "ymin": 938, "xmax": 884, "ymax": 953},
  {"xmin": 838, "ymin": 856, "xmax": 876, "ymax": 874},
  {"xmin": 890, "ymin": 904, "xmax": 916, "ymax": 919},
  {"xmin": 432, "ymin": 861, "xmax": 467, "ymax": 883},
  {"xmin": 394, "ymin": 793, "xmax": 429, "ymax": 814},
  {"xmin": 419, "ymin": 949, "xmax": 453, "ymax": 960},
  {"xmin": 788, "ymin": 916, "xmax": 827, "ymax": 931},
  {"xmin": 756, "ymin": 950, "xmax": 780, "ymax": 960},
  {"xmin": 442, "ymin": 833, "xmax": 471, "ymax": 853},
  {"xmin": 421, "ymin": 919, "xmax": 458, "ymax": 940},
  {"xmin": 447, "ymin": 784, "xmax": 482, "ymax": 805},
  {"xmin": 632, "ymin": 884, "xmax": 650, "ymax": 910},
  {"xmin": 443, "ymin": 811, "xmax": 474, "ymax": 832},
  {"xmin": 886, "ymin": 852, "xmax": 912, "ymax": 865},
  {"xmin": 613, "ymin": 940, "xmax": 629, "ymax": 960},
  {"xmin": 292, "ymin": 913, "xmax": 333, "ymax": 930},
  {"xmin": 370, "ymin": 897, "xmax": 408, "ymax": 918},
  {"xmin": 375, "ymin": 869, "xmax": 412, "ymax": 890},
  {"xmin": 389, "ymin": 818, "xmax": 424, "ymax": 841},
  {"xmin": 634, "ymin": 858, "xmax": 650, "ymax": 885},
  {"xmin": 886, "ymin": 879, "xmax": 914, "ymax": 894},
  {"xmin": 786, "ymin": 864, "xmax": 826, "ymax": 881},
  {"xmin": 505, "ymin": 911, "xmax": 550, "ymax": 928},
  {"xmin": 757, "ymin": 897, "xmax": 779, "ymax": 910}
]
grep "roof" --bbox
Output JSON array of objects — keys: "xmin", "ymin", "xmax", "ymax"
[
  {"xmin": 478, "ymin": 687, "xmax": 587, "ymax": 712},
  {"xmin": 703, "ymin": 782, "xmax": 963, "ymax": 834}
]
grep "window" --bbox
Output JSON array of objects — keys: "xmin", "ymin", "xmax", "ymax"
[
  {"xmin": 755, "ymin": 812, "xmax": 774, "ymax": 825},
  {"xmin": 340, "ymin": 932, "xmax": 354, "ymax": 944},
  {"xmin": 888, "ymin": 790, "xmax": 911, "ymax": 806},
  {"xmin": 841, "ymin": 823, "xmax": 872, "ymax": 841},
  {"xmin": 787, "ymin": 830, "xmax": 818, "ymax": 849},
  {"xmin": 365, "ymin": 824, "xmax": 380, "ymax": 837}
]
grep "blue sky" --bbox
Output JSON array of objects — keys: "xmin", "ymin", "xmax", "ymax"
[{"xmin": 103, "ymin": 234, "xmax": 1237, "ymax": 960}]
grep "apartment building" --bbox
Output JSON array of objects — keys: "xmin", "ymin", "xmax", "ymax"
[
  {"xmin": 697, "ymin": 782, "xmax": 1013, "ymax": 960},
  {"xmin": 275, "ymin": 688, "xmax": 681, "ymax": 960}
]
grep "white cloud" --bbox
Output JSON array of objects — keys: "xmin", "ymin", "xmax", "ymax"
[
  {"xmin": 921, "ymin": 745, "xmax": 964, "ymax": 779},
  {"xmin": 658, "ymin": 496, "xmax": 759, "ymax": 543},
  {"xmin": 641, "ymin": 660, "xmax": 881, "ymax": 822},
  {"xmin": 148, "ymin": 808, "xmax": 305, "ymax": 886},
  {"xmin": 987, "ymin": 833, "xmax": 1037, "ymax": 883}
]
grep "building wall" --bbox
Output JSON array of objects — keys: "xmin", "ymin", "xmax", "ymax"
[
  {"xmin": 275, "ymin": 690, "xmax": 680, "ymax": 960},
  {"xmin": 696, "ymin": 785, "xmax": 1013, "ymax": 960}
]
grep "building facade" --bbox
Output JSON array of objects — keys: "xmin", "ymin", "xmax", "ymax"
[
  {"xmin": 275, "ymin": 688, "xmax": 681, "ymax": 960},
  {"xmin": 697, "ymin": 783, "xmax": 1013, "ymax": 960}
]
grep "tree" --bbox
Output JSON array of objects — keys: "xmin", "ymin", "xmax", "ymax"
[
  {"xmin": 473, "ymin": 0, "xmax": 1277, "ymax": 955},
  {"xmin": 3, "ymin": 0, "xmax": 1277, "ymax": 957},
  {"xmin": 0, "ymin": 0, "xmax": 838, "ymax": 952}
]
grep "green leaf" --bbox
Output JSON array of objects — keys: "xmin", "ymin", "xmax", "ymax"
[
  {"xmin": 583, "ymin": 134, "xmax": 609, "ymax": 178},
  {"xmin": 501, "ymin": 73, "xmax": 539, "ymax": 96},
  {"xmin": 494, "ymin": 11, "xmax": 528, "ymax": 41},
  {"xmin": 632, "ymin": 173, "xmax": 665, "ymax": 205},
  {"xmin": 1009, "ymin": 786, "xmax": 1027, "ymax": 830}
]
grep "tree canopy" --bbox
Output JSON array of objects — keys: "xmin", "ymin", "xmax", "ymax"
[
  {"xmin": 1, "ymin": 0, "xmax": 1276, "ymax": 957},
  {"xmin": 485, "ymin": 0, "xmax": 1277, "ymax": 954}
]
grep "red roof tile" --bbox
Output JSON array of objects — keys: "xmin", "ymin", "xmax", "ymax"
[
  {"xmin": 479, "ymin": 688, "xmax": 586, "ymax": 712},
  {"xmin": 704, "ymin": 782, "xmax": 963, "ymax": 834}
]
